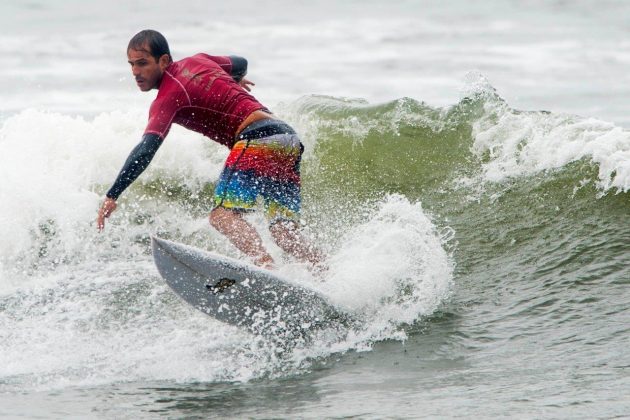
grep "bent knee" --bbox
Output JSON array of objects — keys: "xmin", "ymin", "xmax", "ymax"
[
  {"xmin": 209, "ymin": 206, "xmax": 229, "ymax": 227},
  {"xmin": 269, "ymin": 219, "xmax": 298, "ymax": 235},
  {"xmin": 209, "ymin": 206, "xmax": 241, "ymax": 229}
]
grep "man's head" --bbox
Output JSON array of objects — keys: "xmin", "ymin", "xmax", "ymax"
[{"xmin": 127, "ymin": 30, "xmax": 172, "ymax": 91}]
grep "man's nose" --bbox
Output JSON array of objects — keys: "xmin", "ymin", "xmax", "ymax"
[{"xmin": 131, "ymin": 65, "xmax": 140, "ymax": 76}]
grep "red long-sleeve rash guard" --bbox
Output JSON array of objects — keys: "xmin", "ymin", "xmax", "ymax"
[{"xmin": 144, "ymin": 54, "xmax": 266, "ymax": 148}]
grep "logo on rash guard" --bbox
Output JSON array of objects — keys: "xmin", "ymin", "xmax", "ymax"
[{"xmin": 182, "ymin": 67, "xmax": 225, "ymax": 92}]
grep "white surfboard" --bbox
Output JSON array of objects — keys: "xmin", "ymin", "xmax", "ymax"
[{"xmin": 151, "ymin": 237, "xmax": 349, "ymax": 336}]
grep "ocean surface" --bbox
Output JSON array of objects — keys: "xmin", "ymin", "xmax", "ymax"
[{"xmin": 1, "ymin": 1, "xmax": 629, "ymax": 418}]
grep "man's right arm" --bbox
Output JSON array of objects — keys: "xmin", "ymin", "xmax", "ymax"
[
  {"xmin": 106, "ymin": 133, "xmax": 163, "ymax": 200},
  {"xmin": 97, "ymin": 133, "xmax": 163, "ymax": 231}
]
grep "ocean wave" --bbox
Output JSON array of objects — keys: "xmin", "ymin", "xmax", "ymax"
[
  {"xmin": 282, "ymin": 74, "xmax": 630, "ymax": 197},
  {"xmin": 2, "ymin": 79, "xmax": 628, "ymax": 390}
]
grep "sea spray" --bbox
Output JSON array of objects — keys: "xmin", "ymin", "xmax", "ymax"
[
  {"xmin": 5, "ymin": 75, "xmax": 630, "ymax": 392},
  {"xmin": 0, "ymin": 108, "xmax": 225, "ymax": 269},
  {"xmin": 0, "ymin": 104, "xmax": 456, "ymax": 390},
  {"xmin": 321, "ymin": 194, "xmax": 452, "ymax": 323}
]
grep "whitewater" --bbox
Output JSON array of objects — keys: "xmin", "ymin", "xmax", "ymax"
[{"xmin": 1, "ymin": 1, "xmax": 629, "ymax": 418}]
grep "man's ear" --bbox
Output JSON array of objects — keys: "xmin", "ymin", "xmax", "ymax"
[{"xmin": 159, "ymin": 54, "xmax": 171, "ymax": 70}]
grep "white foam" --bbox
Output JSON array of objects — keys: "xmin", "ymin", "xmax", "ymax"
[
  {"xmin": 464, "ymin": 73, "xmax": 630, "ymax": 192},
  {"xmin": 0, "ymin": 109, "xmax": 226, "ymax": 266},
  {"xmin": 0, "ymin": 127, "xmax": 454, "ymax": 390},
  {"xmin": 0, "ymin": 261, "xmax": 271, "ymax": 390},
  {"xmin": 321, "ymin": 195, "xmax": 453, "ymax": 324}
]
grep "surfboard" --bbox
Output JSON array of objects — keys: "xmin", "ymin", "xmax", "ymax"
[{"xmin": 151, "ymin": 236, "xmax": 349, "ymax": 336}]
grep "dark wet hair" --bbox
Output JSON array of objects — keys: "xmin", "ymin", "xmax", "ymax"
[{"xmin": 127, "ymin": 30, "xmax": 172, "ymax": 62}]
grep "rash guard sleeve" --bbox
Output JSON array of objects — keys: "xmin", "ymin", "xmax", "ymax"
[
  {"xmin": 228, "ymin": 55, "xmax": 248, "ymax": 82},
  {"xmin": 198, "ymin": 54, "xmax": 248, "ymax": 82},
  {"xmin": 106, "ymin": 133, "xmax": 163, "ymax": 200}
]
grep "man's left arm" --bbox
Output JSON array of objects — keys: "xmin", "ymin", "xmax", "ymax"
[
  {"xmin": 203, "ymin": 54, "xmax": 255, "ymax": 91},
  {"xmin": 229, "ymin": 56, "xmax": 255, "ymax": 91},
  {"xmin": 227, "ymin": 56, "xmax": 247, "ymax": 82}
]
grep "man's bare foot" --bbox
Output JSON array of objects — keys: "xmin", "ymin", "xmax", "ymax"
[
  {"xmin": 310, "ymin": 261, "xmax": 329, "ymax": 278},
  {"xmin": 253, "ymin": 254, "xmax": 276, "ymax": 270}
]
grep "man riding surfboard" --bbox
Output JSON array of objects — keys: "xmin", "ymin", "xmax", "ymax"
[{"xmin": 97, "ymin": 30, "xmax": 322, "ymax": 269}]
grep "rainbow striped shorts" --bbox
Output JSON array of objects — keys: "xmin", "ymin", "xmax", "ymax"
[{"xmin": 213, "ymin": 120, "xmax": 303, "ymax": 222}]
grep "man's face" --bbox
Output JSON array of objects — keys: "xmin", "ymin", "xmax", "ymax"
[{"xmin": 127, "ymin": 46, "xmax": 169, "ymax": 91}]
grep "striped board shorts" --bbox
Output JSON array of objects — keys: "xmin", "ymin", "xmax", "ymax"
[{"xmin": 213, "ymin": 119, "xmax": 304, "ymax": 222}]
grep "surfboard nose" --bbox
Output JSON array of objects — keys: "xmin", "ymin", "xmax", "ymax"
[
  {"xmin": 151, "ymin": 236, "xmax": 172, "ymax": 277},
  {"xmin": 151, "ymin": 235, "xmax": 165, "ymax": 250},
  {"xmin": 151, "ymin": 236, "xmax": 176, "ymax": 258},
  {"xmin": 151, "ymin": 236, "xmax": 183, "ymax": 274}
]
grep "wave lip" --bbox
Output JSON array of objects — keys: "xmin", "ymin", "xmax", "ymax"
[
  {"xmin": 284, "ymin": 74, "xmax": 630, "ymax": 198},
  {"xmin": 459, "ymin": 72, "xmax": 630, "ymax": 193}
]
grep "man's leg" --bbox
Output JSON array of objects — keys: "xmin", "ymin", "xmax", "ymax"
[
  {"xmin": 269, "ymin": 220, "xmax": 323, "ymax": 266},
  {"xmin": 209, "ymin": 206, "xmax": 274, "ymax": 268}
]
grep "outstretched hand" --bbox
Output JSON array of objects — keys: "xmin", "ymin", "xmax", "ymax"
[
  {"xmin": 239, "ymin": 78, "xmax": 255, "ymax": 92},
  {"xmin": 97, "ymin": 197, "xmax": 117, "ymax": 232}
]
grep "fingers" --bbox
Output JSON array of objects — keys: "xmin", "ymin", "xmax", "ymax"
[
  {"xmin": 97, "ymin": 207, "xmax": 108, "ymax": 232},
  {"xmin": 97, "ymin": 207, "xmax": 106, "ymax": 232},
  {"xmin": 96, "ymin": 198, "xmax": 117, "ymax": 232},
  {"xmin": 240, "ymin": 78, "xmax": 255, "ymax": 92}
]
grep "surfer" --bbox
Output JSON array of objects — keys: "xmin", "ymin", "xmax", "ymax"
[{"xmin": 96, "ymin": 30, "xmax": 322, "ymax": 269}]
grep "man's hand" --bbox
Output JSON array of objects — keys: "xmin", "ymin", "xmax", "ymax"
[
  {"xmin": 97, "ymin": 197, "xmax": 117, "ymax": 232},
  {"xmin": 239, "ymin": 78, "xmax": 255, "ymax": 92}
]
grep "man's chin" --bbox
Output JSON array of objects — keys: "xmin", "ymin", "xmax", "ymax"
[{"xmin": 136, "ymin": 81, "xmax": 152, "ymax": 91}]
